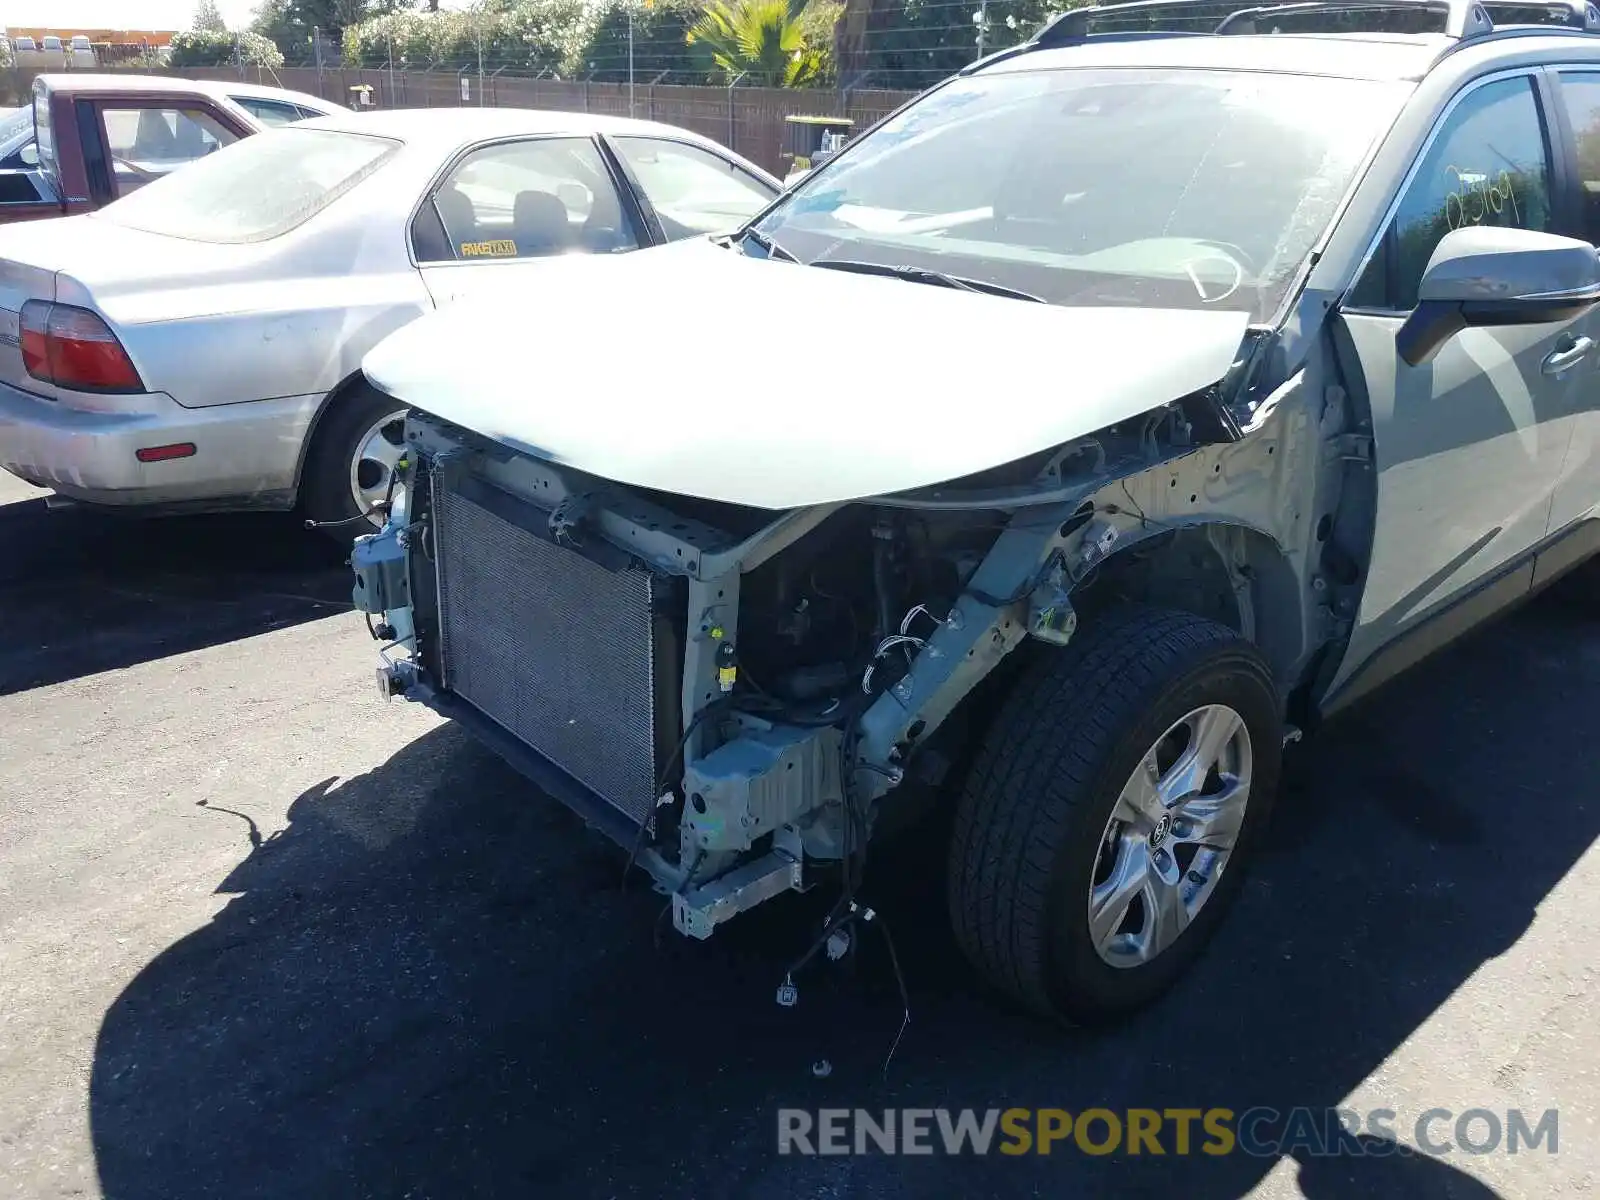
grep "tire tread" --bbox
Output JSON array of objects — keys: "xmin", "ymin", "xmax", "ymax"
[{"xmin": 948, "ymin": 605, "xmax": 1260, "ymax": 1017}]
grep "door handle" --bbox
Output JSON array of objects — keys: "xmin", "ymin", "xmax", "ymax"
[{"xmin": 1542, "ymin": 335, "xmax": 1595, "ymax": 375}]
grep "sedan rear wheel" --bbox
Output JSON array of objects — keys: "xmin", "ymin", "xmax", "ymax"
[
  {"xmin": 300, "ymin": 385, "xmax": 409, "ymax": 548},
  {"xmin": 349, "ymin": 411, "xmax": 408, "ymax": 519}
]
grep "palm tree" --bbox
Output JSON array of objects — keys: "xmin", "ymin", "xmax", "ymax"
[{"xmin": 687, "ymin": 0, "xmax": 826, "ymax": 87}]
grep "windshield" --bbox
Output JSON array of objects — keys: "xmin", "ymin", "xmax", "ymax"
[
  {"xmin": 95, "ymin": 127, "xmax": 399, "ymax": 243},
  {"xmin": 0, "ymin": 106, "xmax": 29, "ymax": 151},
  {"xmin": 32, "ymin": 86, "xmax": 54, "ymax": 181},
  {"xmin": 755, "ymin": 68, "xmax": 1407, "ymax": 320}
]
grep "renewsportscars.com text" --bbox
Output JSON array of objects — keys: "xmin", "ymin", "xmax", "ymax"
[{"xmin": 776, "ymin": 1107, "xmax": 1559, "ymax": 1158}]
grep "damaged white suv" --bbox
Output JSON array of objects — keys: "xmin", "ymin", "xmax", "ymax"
[{"xmin": 349, "ymin": 0, "xmax": 1600, "ymax": 1021}]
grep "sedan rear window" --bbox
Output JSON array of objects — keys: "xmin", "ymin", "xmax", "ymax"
[{"xmin": 95, "ymin": 127, "xmax": 399, "ymax": 243}]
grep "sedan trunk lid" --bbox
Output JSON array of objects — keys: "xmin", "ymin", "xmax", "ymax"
[{"xmin": 0, "ymin": 213, "xmax": 275, "ymax": 396}]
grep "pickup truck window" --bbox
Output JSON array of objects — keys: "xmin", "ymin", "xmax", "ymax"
[
  {"xmin": 96, "ymin": 127, "xmax": 399, "ymax": 242},
  {"xmin": 97, "ymin": 106, "xmax": 239, "ymax": 198}
]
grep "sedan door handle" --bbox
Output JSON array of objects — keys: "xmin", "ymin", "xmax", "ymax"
[{"xmin": 1542, "ymin": 335, "xmax": 1595, "ymax": 375}]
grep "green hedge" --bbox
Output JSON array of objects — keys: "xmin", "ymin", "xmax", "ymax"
[{"xmin": 169, "ymin": 29, "xmax": 286, "ymax": 68}]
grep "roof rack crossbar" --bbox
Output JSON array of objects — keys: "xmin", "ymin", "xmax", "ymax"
[
  {"xmin": 1484, "ymin": 0, "xmax": 1600, "ymax": 32},
  {"xmin": 974, "ymin": 0, "xmax": 1600, "ymax": 74},
  {"xmin": 1033, "ymin": 0, "xmax": 1246, "ymax": 47},
  {"xmin": 1214, "ymin": 0, "xmax": 1491, "ymax": 33}
]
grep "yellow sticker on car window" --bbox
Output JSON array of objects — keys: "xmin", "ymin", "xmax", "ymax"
[{"xmin": 460, "ymin": 239, "xmax": 518, "ymax": 258}]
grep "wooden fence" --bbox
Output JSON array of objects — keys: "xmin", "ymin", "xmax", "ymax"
[{"xmin": 2, "ymin": 64, "xmax": 918, "ymax": 177}]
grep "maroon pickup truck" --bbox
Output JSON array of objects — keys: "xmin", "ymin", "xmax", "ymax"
[{"xmin": 0, "ymin": 73, "xmax": 340, "ymax": 223}]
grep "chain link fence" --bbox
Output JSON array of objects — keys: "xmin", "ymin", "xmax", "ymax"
[{"xmin": 0, "ymin": 61, "xmax": 916, "ymax": 177}]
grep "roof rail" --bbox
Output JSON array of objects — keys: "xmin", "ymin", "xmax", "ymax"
[
  {"xmin": 1214, "ymin": 0, "xmax": 1491, "ymax": 34},
  {"xmin": 1033, "ymin": 0, "xmax": 1241, "ymax": 47},
  {"xmin": 962, "ymin": 0, "xmax": 1600, "ymax": 73},
  {"xmin": 1481, "ymin": 0, "xmax": 1600, "ymax": 31}
]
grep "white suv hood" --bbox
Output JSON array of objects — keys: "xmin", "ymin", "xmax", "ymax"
[{"xmin": 364, "ymin": 238, "xmax": 1251, "ymax": 509}]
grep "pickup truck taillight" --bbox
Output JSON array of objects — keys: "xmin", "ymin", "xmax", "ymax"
[{"xmin": 19, "ymin": 300, "xmax": 144, "ymax": 393}]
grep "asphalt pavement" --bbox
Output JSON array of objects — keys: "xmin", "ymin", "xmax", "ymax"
[{"xmin": 0, "ymin": 470, "xmax": 1595, "ymax": 1199}]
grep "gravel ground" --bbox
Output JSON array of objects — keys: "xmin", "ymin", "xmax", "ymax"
[{"xmin": 0, "ymin": 470, "xmax": 1595, "ymax": 1199}]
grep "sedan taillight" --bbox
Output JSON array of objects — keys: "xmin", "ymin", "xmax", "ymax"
[{"xmin": 19, "ymin": 300, "xmax": 144, "ymax": 393}]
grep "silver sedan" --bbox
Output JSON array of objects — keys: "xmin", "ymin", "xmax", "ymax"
[{"xmin": 0, "ymin": 108, "xmax": 780, "ymax": 541}]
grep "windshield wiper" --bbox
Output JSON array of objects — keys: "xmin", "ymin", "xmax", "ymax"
[
  {"xmin": 731, "ymin": 226, "xmax": 799, "ymax": 263},
  {"xmin": 808, "ymin": 259, "xmax": 1043, "ymax": 303}
]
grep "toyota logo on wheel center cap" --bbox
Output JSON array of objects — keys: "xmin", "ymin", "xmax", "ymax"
[{"xmin": 1149, "ymin": 813, "xmax": 1173, "ymax": 848}]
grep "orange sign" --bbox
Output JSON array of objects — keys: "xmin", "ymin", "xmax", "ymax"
[{"xmin": 8, "ymin": 28, "xmax": 177, "ymax": 46}]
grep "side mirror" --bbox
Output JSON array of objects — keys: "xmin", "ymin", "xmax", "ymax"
[
  {"xmin": 1397, "ymin": 226, "xmax": 1600, "ymax": 366},
  {"xmin": 19, "ymin": 143, "xmax": 38, "ymax": 167}
]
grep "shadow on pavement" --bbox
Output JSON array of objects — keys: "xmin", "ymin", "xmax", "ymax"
[
  {"xmin": 89, "ymin": 593, "xmax": 1598, "ymax": 1198},
  {"xmin": 0, "ymin": 496, "xmax": 350, "ymax": 696}
]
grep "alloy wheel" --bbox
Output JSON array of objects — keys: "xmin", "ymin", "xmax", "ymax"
[
  {"xmin": 349, "ymin": 411, "xmax": 408, "ymax": 525},
  {"xmin": 1087, "ymin": 703, "xmax": 1254, "ymax": 968}
]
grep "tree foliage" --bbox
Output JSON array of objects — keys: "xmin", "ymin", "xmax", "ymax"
[
  {"xmin": 251, "ymin": 0, "xmax": 414, "ymax": 46},
  {"xmin": 339, "ymin": 0, "xmax": 591, "ymax": 74},
  {"xmin": 271, "ymin": 0, "xmax": 843, "ymax": 86},
  {"xmin": 169, "ymin": 29, "xmax": 287, "ymax": 66},
  {"xmin": 192, "ymin": 0, "xmax": 229, "ymax": 31},
  {"xmin": 837, "ymin": 0, "xmax": 1057, "ymax": 87},
  {"xmin": 578, "ymin": 0, "xmax": 704, "ymax": 84},
  {"xmin": 686, "ymin": 0, "xmax": 831, "ymax": 86}
]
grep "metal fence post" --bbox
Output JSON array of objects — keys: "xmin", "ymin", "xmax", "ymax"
[{"xmin": 726, "ymin": 71, "xmax": 746, "ymax": 151}]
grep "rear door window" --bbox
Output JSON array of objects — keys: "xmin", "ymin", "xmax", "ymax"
[
  {"xmin": 1553, "ymin": 71, "xmax": 1600, "ymax": 244},
  {"xmin": 414, "ymin": 137, "xmax": 640, "ymax": 262}
]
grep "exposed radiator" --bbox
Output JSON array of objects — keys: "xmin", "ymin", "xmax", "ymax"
[{"xmin": 432, "ymin": 475, "xmax": 661, "ymax": 827}]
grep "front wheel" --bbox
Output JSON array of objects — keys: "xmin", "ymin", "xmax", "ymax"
[
  {"xmin": 300, "ymin": 386, "xmax": 409, "ymax": 548},
  {"xmin": 947, "ymin": 606, "xmax": 1282, "ymax": 1023}
]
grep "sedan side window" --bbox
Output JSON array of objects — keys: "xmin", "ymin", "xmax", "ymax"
[
  {"xmin": 413, "ymin": 137, "xmax": 640, "ymax": 263},
  {"xmin": 231, "ymin": 97, "xmax": 306, "ymax": 127},
  {"xmin": 1349, "ymin": 76, "xmax": 1553, "ymax": 311},
  {"xmin": 99, "ymin": 106, "xmax": 239, "ymax": 198},
  {"xmin": 611, "ymin": 137, "xmax": 776, "ymax": 238}
]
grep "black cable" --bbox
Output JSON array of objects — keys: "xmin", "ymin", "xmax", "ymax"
[
  {"xmin": 874, "ymin": 910, "xmax": 911, "ymax": 1080},
  {"xmin": 652, "ymin": 848, "xmax": 707, "ymax": 952},
  {"xmin": 620, "ymin": 697, "xmax": 731, "ymax": 891}
]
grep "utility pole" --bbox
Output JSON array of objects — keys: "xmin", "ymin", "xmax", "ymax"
[
  {"xmin": 476, "ymin": 5, "xmax": 484, "ymax": 106},
  {"xmin": 628, "ymin": 4, "xmax": 635, "ymax": 116},
  {"xmin": 974, "ymin": 0, "xmax": 988, "ymax": 58},
  {"xmin": 386, "ymin": 27, "xmax": 396, "ymax": 106}
]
